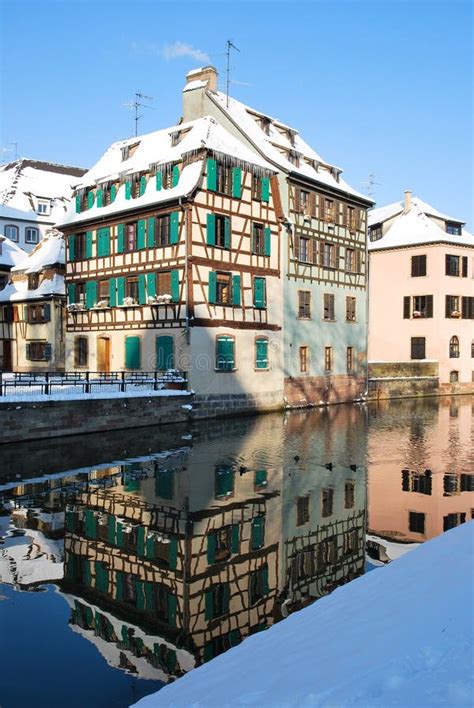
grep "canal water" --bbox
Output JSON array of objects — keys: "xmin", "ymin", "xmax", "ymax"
[{"xmin": 0, "ymin": 395, "xmax": 472, "ymax": 708}]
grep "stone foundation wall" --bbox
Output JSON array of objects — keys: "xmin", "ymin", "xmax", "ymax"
[
  {"xmin": 367, "ymin": 361, "xmax": 440, "ymax": 400},
  {"xmin": 283, "ymin": 375, "xmax": 366, "ymax": 407},
  {"xmin": 0, "ymin": 393, "xmax": 194, "ymax": 443},
  {"xmin": 191, "ymin": 389, "xmax": 285, "ymax": 419}
]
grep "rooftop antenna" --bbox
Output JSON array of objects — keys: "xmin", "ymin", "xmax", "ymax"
[
  {"xmin": 123, "ymin": 92, "xmax": 154, "ymax": 137},
  {"xmin": 226, "ymin": 39, "xmax": 240, "ymax": 108},
  {"xmin": 362, "ymin": 173, "xmax": 381, "ymax": 199}
]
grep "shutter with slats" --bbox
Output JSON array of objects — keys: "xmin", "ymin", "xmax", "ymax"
[
  {"xmin": 232, "ymin": 167, "xmax": 242, "ymax": 198},
  {"xmin": 251, "ymin": 516, "xmax": 265, "ymax": 550},
  {"xmin": 170, "ymin": 212, "xmax": 179, "ymax": 244},
  {"xmin": 172, "ymin": 165, "xmax": 180, "ymax": 187},
  {"xmin": 75, "ymin": 196, "xmax": 81, "ymax": 213},
  {"xmin": 68, "ymin": 234, "xmax": 75, "ymax": 262},
  {"xmin": 125, "ymin": 336, "xmax": 141, "ymax": 369},
  {"xmin": 137, "ymin": 220, "xmax": 146, "ymax": 249},
  {"xmin": 403, "ymin": 296, "xmax": 411, "ymax": 319},
  {"xmin": 87, "ymin": 191, "xmax": 94, "ymax": 209},
  {"xmin": 108, "ymin": 278, "xmax": 117, "ymax": 308},
  {"xmin": 138, "ymin": 274, "xmax": 147, "ymax": 304},
  {"xmin": 85, "ymin": 281, "xmax": 97, "ymax": 309},
  {"xmin": 85, "ymin": 231, "xmax": 93, "ymax": 259},
  {"xmin": 156, "ymin": 170, "xmax": 163, "ymax": 191},
  {"xmin": 462, "ymin": 256, "xmax": 468, "ymax": 277},
  {"xmin": 43, "ymin": 304, "xmax": 51, "ymax": 322},
  {"xmin": 232, "ymin": 275, "xmax": 241, "ymax": 306},
  {"xmin": 426, "ymin": 295, "xmax": 433, "ymax": 318},
  {"xmin": 67, "ymin": 284, "xmax": 76, "ymax": 304},
  {"xmin": 207, "ymin": 158, "xmax": 217, "ymax": 191},
  {"xmin": 261, "ymin": 177, "xmax": 270, "ymax": 203},
  {"xmin": 117, "ymin": 224, "xmax": 125, "ymax": 253},
  {"xmin": 207, "ymin": 532, "xmax": 216, "ymax": 564},
  {"xmin": 147, "ymin": 217, "xmax": 155, "ymax": 248},
  {"xmin": 147, "ymin": 273, "xmax": 156, "ymax": 298},
  {"xmin": 170, "ymin": 270, "xmax": 179, "ymax": 302},
  {"xmin": 117, "ymin": 277, "xmax": 125, "ymax": 306},
  {"xmin": 264, "ymin": 227, "xmax": 271, "ymax": 256},
  {"xmin": 156, "ymin": 336, "xmax": 174, "ymax": 369},
  {"xmin": 231, "ymin": 524, "xmax": 240, "ymax": 554},
  {"xmin": 167, "ymin": 594, "xmax": 177, "ymax": 626},
  {"xmin": 107, "ymin": 515, "xmax": 116, "ymax": 544},
  {"xmin": 208, "ymin": 271, "xmax": 217, "ymax": 304},
  {"xmin": 294, "ymin": 187, "xmax": 301, "ymax": 212},
  {"xmin": 224, "ymin": 217, "xmax": 231, "ymax": 249},
  {"xmin": 125, "ymin": 181, "xmax": 131, "ymax": 200},
  {"xmin": 206, "ymin": 214, "xmax": 216, "ymax": 246},
  {"xmin": 253, "ymin": 278, "xmax": 266, "ymax": 308},
  {"xmin": 97, "ymin": 189, "xmax": 103, "ymax": 208},
  {"xmin": 139, "ymin": 176, "xmax": 147, "ymax": 196},
  {"xmin": 136, "ymin": 527, "xmax": 145, "ymax": 556}
]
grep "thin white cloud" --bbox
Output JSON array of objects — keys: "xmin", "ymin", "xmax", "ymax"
[{"xmin": 161, "ymin": 41, "xmax": 210, "ymax": 63}]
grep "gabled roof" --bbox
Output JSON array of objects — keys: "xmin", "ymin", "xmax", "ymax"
[
  {"xmin": 0, "ymin": 231, "xmax": 65, "ymax": 301},
  {"xmin": 368, "ymin": 199, "xmax": 473, "ymax": 252},
  {"xmin": 0, "ymin": 233, "xmax": 27, "ymax": 269},
  {"xmin": 203, "ymin": 89, "xmax": 372, "ymax": 203},
  {"xmin": 61, "ymin": 116, "xmax": 276, "ymax": 227},
  {"xmin": 369, "ymin": 196, "xmax": 464, "ymax": 227},
  {"xmin": 12, "ymin": 231, "xmax": 65, "ymax": 273}
]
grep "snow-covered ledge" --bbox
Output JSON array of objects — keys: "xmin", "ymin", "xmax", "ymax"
[{"xmin": 133, "ymin": 523, "xmax": 474, "ymax": 708}]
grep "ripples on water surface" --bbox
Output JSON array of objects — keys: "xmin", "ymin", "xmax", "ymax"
[{"xmin": 0, "ymin": 396, "xmax": 472, "ymax": 707}]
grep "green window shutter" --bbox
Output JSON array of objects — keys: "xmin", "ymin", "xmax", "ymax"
[
  {"xmin": 167, "ymin": 594, "xmax": 177, "ymax": 626},
  {"xmin": 156, "ymin": 171, "xmax": 163, "ymax": 191},
  {"xmin": 168, "ymin": 537, "xmax": 178, "ymax": 570},
  {"xmin": 207, "ymin": 158, "xmax": 217, "ymax": 191},
  {"xmin": 97, "ymin": 189, "xmax": 103, "ymax": 208},
  {"xmin": 75, "ymin": 196, "xmax": 81, "ymax": 213},
  {"xmin": 232, "ymin": 167, "xmax": 242, "ymax": 198},
  {"xmin": 145, "ymin": 534, "xmax": 155, "ymax": 560},
  {"xmin": 117, "ymin": 224, "xmax": 125, "ymax": 253},
  {"xmin": 205, "ymin": 589, "xmax": 214, "ymax": 620},
  {"xmin": 216, "ymin": 337, "xmax": 235, "ymax": 371},
  {"xmin": 97, "ymin": 227, "xmax": 110, "ymax": 257},
  {"xmin": 125, "ymin": 336, "xmax": 141, "ymax": 369},
  {"xmin": 144, "ymin": 582, "xmax": 154, "ymax": 611},
  {"xmin": 203, "ymin": 643, "xmax": 214, "ymax": 662},
  {"xmin": 107, "ymin": 514, "xmax": 116, "ymax": 544},
  {"xmin": 83, "ymin": 560, "xmax": 91, "ymax": 586},
  {"xmin": 253, "ymin": 277, "xmax": 266, "ymax": 308},
  {"xmin": 136, "ymin": 526, "xmax": 145, "ymax": 556},
  {"xmin": 262, "ymin": 565, "xmax": 269, "ymax": 595},
  {"xmin": 147, "ymin": 272, "xmax": 156, "ymax": 298},
  {"xmin": 208, "ymin": 271, "xmax": 217, "ymax": 304},
  {"xmin": 170, "ymin": 212, "xmax": 179, "ymax": 244},
  {"xmin": 110, "ymin": 184, "xmax": 117, "ymax": 203},
  {"xmin": 85, "ymin": 280, "xmax": 97, "ymax": 309},
  {"xmin": 85, "ymin": 231, "xmax": 93, "ymax": 258},
  {"xmin": 87, "ymin": 191, "xmax": 95, "ymax": 209},
  {"xmin": 147, "ymin": 217, "xmax": 155, "ymax": 247},
  {"xmin": 207, "ymin": 532, "xmax": 216, "ymax": 565},
  {"xmin": 172, "ymin": 165, "xmax": 180, "ymax": 187},
  {"xmin": 261, "ymin": 177, "xmax": 270, "ymax": 203},
  {"xmin": 138, "ymin": 274, "xmax": 147, "ymax": 304},
  {"xmin": 251, "ymin": 516, "xmax": 265, "ymax": 550},
  {"xmin": 125, "ymin": 181, "xmax": 131, "ymax": 200},
  {"xmin": 135, "ymin": 580, "xmax": 145, "ymax": 610},
  {"xmin": 255, "ymin": 469, "xmax": 268, "ymax": 487},
  {"xmin": 95, "ymin": 562, "xmax": 109, "ymax": 593},
  {"xmin": 206, "ymin": 214, "xmax": 216, "ymax": 246},
  {"xmin": 231, "ymin": 524, "xmax": 240, "ymax": 554},
  {"xmin": 137, "ymin": 219, "xmax": 146, "ymax": 249},
  {"xmin": 170, "ymin": 270, "xmax": 179, "ymax": 302},
  {"xmin": 67, "ymin": 284, "xmax": 76, "ymax": 304},
  {"xmin": 115, "ymin": 571, "xmax": 124, "ymax": 601},
  {"xmin": 109, "ymin": 278, "xmax": 117, "ymax": 307},
  {"xmin": 65, "ymin": 510, "xmax": 75, "ymax": 533},
  {"xmin": 232, "ymin": 275, "xmax": 241, "ymax": 306},
  {"xmin": 155, "ymin": 468, "xmax": 173, "ymax": 499},
  {"xmin": 139, "ymin": 175, "xmax": 147, "ymax": 196},
  {"xmin": 224, "ymin": 217, "xmax": 231, "ymax": 249},
  {"xmin": 68, "ymin": 234, "xmax": 75, "ymax": 262},
  {"xmin": 256, "ymin": 339, "xmax": 268, "ymax": 369},
  {"xmin": 117, "ymin": 277, "xmax": 125, "ymax": 305},
  {"xmin": 264, "ymin": 227, "xmax": 271, "ymax": 256},
  {"xmin": 229, "ymin": 629, "xmax": 241, "ymax": 647},
  {"xmin": 222, "ymin": 584, "xmax": 230, "ymax": 614},
  {"xmin": 84, "ymin": 510, "xmax": 97, "ymax": 539},
  {"xmin": 156, "ymin": 336, "xmax": 174, "ymax": 369},
  {"xmin": 116, "ymin": 520, "xmax": 124, "ymax": 548}
]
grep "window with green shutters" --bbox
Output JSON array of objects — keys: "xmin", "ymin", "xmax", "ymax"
[
  {"xmin": 97, "ymin": 227, "xmax": 110, "ymax": 257},
  {"xmin": 215, "ymin": 335, "xmax": 235, "ymax": 371},
  {"xmin": 125, "ymin": 336, "xmax": 141, "ymax": 370},
  {"xmin": 249, "ymin": 564, "xmax": 269, "ymax": 604},
  {"xmin": 253, "ymin": 277, "xmax": 266, "ymax": 308},
  {"xmin": 251, "ymin": 515, "xmax": 265, "ymax": 550},
  {"xmin": 207, "ymin": 214, "xmax": 231, "ymax": 249},
  {"xmin": 207, "ymin": 525, "xmax": 239, "ymax": 565},
  {"xmin": 215, "ymin": 464, "xmax": 234, "ymax": 497},
  {"xmin": 255, "ymin": 337, "xmax": 269, "ymax": 369},
  {"xmin": 205, "ymin": 583, "xmax": 230, "ymax": 620}
]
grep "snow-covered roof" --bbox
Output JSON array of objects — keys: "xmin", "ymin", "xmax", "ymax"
[
  {"xmin": 0, "ymin": 159, "xmax": 87, "ymax": 224},
  {"xmin": 0, "ymin": 273, "xmax": 65, "ymax": 302},
  {"xmin": 11, "ymin": 231, "xmax": 65, "ymax": 273},
  {"xmin": 368, "ymin": 198, "xmax": 473, "ymax": 251},
  {"xmin": 206, "ymin": 90, "xmax": 372, "ymax": 203},
  {"xmin": 0, "ymin": 233, "xmax": 27, "ymax": 269},
  {"xmin": 60, "ymin": 116, "xmax": 276, "ymax": 227},
  {"xmin": 369, "ymin": 196, "xmax": 464, "ymax": 227}
]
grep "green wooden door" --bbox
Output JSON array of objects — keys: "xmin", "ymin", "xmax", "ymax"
[
  {"xmin": 125, "ymin": 336, "xmax": 141, "ymax": 370},
  {"xmin": 156, "ymin": 336, "xmax": 174, "ymax": 370}
]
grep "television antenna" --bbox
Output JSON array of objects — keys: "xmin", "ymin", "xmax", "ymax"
[
  {"xmin": 226, "ymin": 40, "xmax": 240, "ymax": 108},
  {"xmin": 123, "ymin": 92, "xmax": 154, "ymax": 137}
]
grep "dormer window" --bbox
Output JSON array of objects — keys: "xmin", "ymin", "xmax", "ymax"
[
  {"xmin": 121, "ymin": 141, "xmax": 140, "ymax": 162},
  {"xmin": 446, "ymin": 222, "xmax": 462, "ymax": 235},
  {"xmin": 288, "ymin": 151, "xmax": 300, "ymax": 167},
  {"xmin": 28, "ymin": 273, "xmax": 39, "ymax": 290},
  {"xmin": 260, "ymin": 116, "xmax": 271, "ymax": 136},
  {"xmin": 287, "ymin": 129, "xmax": 297, "ymax": 147},
  {"xmin": 37, "ymin": 199, "xmax": 50, "ymax": 215},
  {"xmin": 170, "ymin": 128, "xmax": 190, "ymax": 146}
]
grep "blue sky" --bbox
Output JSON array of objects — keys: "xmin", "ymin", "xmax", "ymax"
[{"xmin": 1, "ymin": 0, "xmax": 472, "ymax": 226}]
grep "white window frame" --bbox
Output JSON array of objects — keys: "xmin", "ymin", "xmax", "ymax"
[
  {"xmin": 25, "ymin": 227, "xmax": 39, "ymax": 244},
  {"xmin": 5, "ymin": 224, "xmax": 19, "ymax": 242}
]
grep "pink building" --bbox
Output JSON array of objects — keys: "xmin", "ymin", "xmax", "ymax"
[{"xmin": 368, "ymin": 192, "xmax": 474, "ymax": 392}]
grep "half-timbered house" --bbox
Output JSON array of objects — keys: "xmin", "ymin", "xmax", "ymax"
[
  {"xmin": 181, "ymin": 66, "xmax": 374, "ymax": 405},
  {"xmin": 0, "ymin": 230, "xmax": 65, "ymax": 372},
  {"xmin": 60, "ymin": 116, "xmax": 283, "ymax": 409}
]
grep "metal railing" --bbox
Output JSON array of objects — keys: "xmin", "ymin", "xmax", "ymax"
[{"xmin": 0, "ymin": 370, "xmax": 188, "ymax": 397}]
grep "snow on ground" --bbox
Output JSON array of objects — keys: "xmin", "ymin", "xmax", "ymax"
[
  {"xmin": 133, "ymin": 522, "xmax": 474, "ymax": 708},
  {"xmin": 0, "ymin": 387, "xmax": 191, "ymax": 403}
]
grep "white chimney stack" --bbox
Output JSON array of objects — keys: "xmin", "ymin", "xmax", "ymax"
[
  {"xmin": 185, "ymin": 66, "xmax": 218, "ymax": 92},
  {"xmin": 404, "ymin": 189, "xmax": 412, "ymax": 213}
]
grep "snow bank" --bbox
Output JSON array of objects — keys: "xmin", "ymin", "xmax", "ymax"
[{"xmin": 133, "ymin": 522, "xmax": 474, "ymax": 708}]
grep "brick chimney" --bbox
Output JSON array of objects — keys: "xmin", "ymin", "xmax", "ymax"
[
  {"xmin": 404, "ymin": 189, "xmax": 412, "ymax": 213},
  {"xmin": 185, "ymin": 66, "xmax": 218, "ymax": 92}
]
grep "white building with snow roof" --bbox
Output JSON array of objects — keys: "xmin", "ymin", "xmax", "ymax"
[
  {"xmin": 0, "ymin": 232, "xmax": 26, "ymax": 290},
  {"xmin": 180, "ymin": 67, "xmax": 374, "ymax": 405},
  {"xmin": 0, "ymin": 159, "xmax": 86, "ymax": 253},
  {"xmin": 0, "ymin": 230, "xmax": 66, "ymax": 371},
  {"xmin": 368, "ymin": 191, "xmax": 474, "ymax": 392}
]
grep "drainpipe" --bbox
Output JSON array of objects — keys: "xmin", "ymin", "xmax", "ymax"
[
  {"xmin": 362, "ymin": 221, "xmax": 370, "ymax": 400},
  {"xmin": 179, "ymin": 197, "xmax": 190, "ymax": 345}
]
